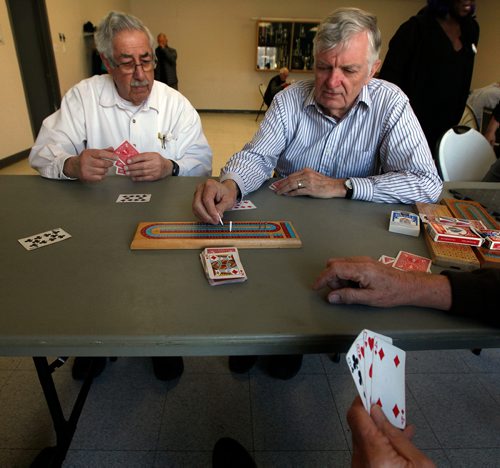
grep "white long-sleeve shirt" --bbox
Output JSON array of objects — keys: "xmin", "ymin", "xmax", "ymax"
[
  {"xmin": 221, "ymin": 79, "xmax": 442, "ymax": 204},
  {"xmin": 29, "ymin": 75, "xmax": 212, "ymax": 179}
]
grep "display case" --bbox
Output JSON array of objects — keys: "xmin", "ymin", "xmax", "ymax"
[{"xmin": 256, "ymin": 19, "xmax": 319, "ymax": 72}]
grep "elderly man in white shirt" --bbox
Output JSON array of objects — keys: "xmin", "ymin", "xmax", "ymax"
[
  {"xmin": 30, "ymin": 12, "xmax": 211, "ymax": 182},
  {"xmin": 29, "ymin": 11, "xmax": 212, "ymax": 383}
]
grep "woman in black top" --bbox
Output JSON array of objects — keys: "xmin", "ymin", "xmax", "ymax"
[{"xmin": 379, "ymin": 0, "xmax": 479, "ymax": 156}]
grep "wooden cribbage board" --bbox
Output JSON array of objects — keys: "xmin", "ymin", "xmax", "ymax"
[
  {"xmin": 415, "ymin": 202, "xmax": 480, "ymax": 271},
  {"xmin": 130, "ymin": 221, "xmax": 302, "ymax": 250},
  {"xmin": 442, "ymin": 198, "xmax": 500, "ymax": 269}
]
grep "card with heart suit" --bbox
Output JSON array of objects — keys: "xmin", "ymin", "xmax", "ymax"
[
  {"xmin": 18, "ymin": 228, "xmax": 71, "ymax": 251},
  {"xmin": 347, "ymin": 329, "xmax": 406, "ymax": 429},
  {"xmin": 229, "ymin": 200, "xmax": 257, "ymax": 211},
  {"xmin": 200, "ymin": 247, "xmax": 247, "ymax": 286}
]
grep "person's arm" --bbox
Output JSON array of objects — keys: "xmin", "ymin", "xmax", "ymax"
[
  {"xmin": 29, "ymin": 86, "xmax": 91, "ymax": 180},
  {"xmin": 220, "ymin": 95, "xmax": 289, "ymax": 196},
  {"xmin": 312, "ymin": 257, "xmax": 452, "ymax": 310},
  {"xmin": 347, "ymin": 396, "xmax": 436, "ymax": 467},
  {"xmin": 484, "ymin": 103, "xmax": 500, "ymax": 146},
  {"xmin": 354, "ymin": 84, "xmax": 443, "ymax": 204}
]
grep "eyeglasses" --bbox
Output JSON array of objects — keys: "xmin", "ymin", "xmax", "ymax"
[{"xmin": 110, "ymin": 57, "xmax": 157, "ymax": 74}]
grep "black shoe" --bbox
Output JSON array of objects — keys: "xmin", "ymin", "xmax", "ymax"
[
  {"xmin": 152, "ymin": 356, "xmax": 184, "ymax": 380},
  {"xmin": 228, "ymin": 356, "xmax": 257, "ymax": 374},
  {"xmin": 212, "ymin": 437, "xmax": 256, "ymax": 468},
  {"xmin": 72, "ymin": 357, "xmax": 107, "ymax": 380},
  {"xmin": 267, "ymin": 354, "xmax": 303, "ymax": 380}
]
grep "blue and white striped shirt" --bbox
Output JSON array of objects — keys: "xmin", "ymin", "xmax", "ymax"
[{"xmin": 221, "ymin": 79, "xmax": 442, "ymax": 204}]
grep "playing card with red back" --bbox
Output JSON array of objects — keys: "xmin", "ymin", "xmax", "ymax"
[
  {"xmin": 114, "ymin": 140, "xmax": 139, "ymax": 167},
  {"xmin": 393, "ymin": 251, "xmax": 432, "ymax": 273}
]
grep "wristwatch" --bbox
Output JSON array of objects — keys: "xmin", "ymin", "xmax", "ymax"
[
  {"xmin": 344, "ymin": 179, "xmax": 353, "ymax": 199},
  {"xmin": 170, "ymin": 160, "xmax": 180, "ymax": 176}
]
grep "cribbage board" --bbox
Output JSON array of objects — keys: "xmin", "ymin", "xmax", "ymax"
[
  {"xmin": 130, "ymin": 221, "xmax": 302, "ymax": 250},
  {"xmin": 415, "ymin": 202, "xmax": 480, "ymax": 271},
  {"xmin": 442, "ymin": 198, "xmax": 500, "ymax": 269}
]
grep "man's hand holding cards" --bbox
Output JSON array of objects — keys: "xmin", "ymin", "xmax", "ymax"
[
  {"xmin": 114, "ymin": 140, "xmax": 140, "ymax": 176},
  {"xmin": 347, "ymin": 329, "xmax": 406, "ymax": 429}
]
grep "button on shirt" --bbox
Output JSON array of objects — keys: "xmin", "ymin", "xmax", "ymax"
[
  {"xmin": 29, "ymin": 74, "xmax": 212, "ymax": 179},
  {"xmin": 221, "ymin": 79, "xmax": 442, "ymax": 204}
]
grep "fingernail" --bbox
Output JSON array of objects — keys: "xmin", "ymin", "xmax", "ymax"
[{"xmin": 328, "ymin": 294, "xmax": 341, "ymax": 304}]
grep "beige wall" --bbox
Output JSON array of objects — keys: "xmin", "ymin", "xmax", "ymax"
[
  {"xmin": 1, "ymin": 0, "xmax": 499, "ymax": 161},
  {"xmin": 0, "ymin": 0, "xmax": 34, "ymax": 158}
]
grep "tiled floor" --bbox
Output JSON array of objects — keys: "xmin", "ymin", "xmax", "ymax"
[{"xmin": 1, "ymin": 113, "xmax": 500, "ymax": 467}]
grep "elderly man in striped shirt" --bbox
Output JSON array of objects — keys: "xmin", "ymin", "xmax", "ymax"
[{"xmin": 192, "ymin": 7, "xmax": 442, "ymax": 379}]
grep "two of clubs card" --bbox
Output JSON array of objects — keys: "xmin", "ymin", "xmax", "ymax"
[
  {"xmin": 113, "ymin": 140, "xmax": 139, "ymax": 175},
  {"xmin": 347, "ymin": 329, "xmax": 406, "ymax": 429},
  {"xmin": 200, "ymin": 247, "xmax": 247, "ymax": 286}
]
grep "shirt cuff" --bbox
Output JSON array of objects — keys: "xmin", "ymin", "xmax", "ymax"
[
  {"xmin": 350, "ymin": 177, "xmax": 373, "ymax": 201},
  {"xmin": 220, "ymin": 172, "xmax": 244, "ymax": 200}
]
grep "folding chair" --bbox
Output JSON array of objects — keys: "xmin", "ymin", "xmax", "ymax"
[{"xmin": 255, "ymin": 83, "xmax": 267, "ymax": 122}]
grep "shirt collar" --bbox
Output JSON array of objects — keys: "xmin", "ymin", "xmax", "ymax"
[
  {"xmin": 99, "ymin": 75, "xmax": 159, "ymax": 113},
  {"xmin": 305, "ymin": 80, "xmax": 373, "ymax": 118}
]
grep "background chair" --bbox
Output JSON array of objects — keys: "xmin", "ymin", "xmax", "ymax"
[
  {"xmin": 437, "ymin": 125, "xmax": 497, "ymax": 181},
  {"xmin": 458, "ymin": 104, "xmax": 479, "ymax": 130},
  {"xmin": 255, "ymin": 83, "xmax": 267, "ymax": 122}
]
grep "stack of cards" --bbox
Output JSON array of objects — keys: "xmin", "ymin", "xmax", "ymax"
[
  {"xmin": 476, "ymin": 229, "xmax": 500, "ymax": 250},
  {"xmin": 200, "ymin": 247, "xmax": 247, "ymax": 286},
  {"xmin": 347, "ymin": 329, "xmax": 406, "ymax": 429},
  {"xmin": 378, "ymin": 250, "xmax": 432, "ymax": 273},
  {"xmin": 389, "ymin": 211, "xmax": 420, "ymax": 237},
  {"xmin": 426, "ymin": 221, "xmax": 484, "ymax": 247},
  {"xmin": 114, "ymin": 140, "xmax": 139, "ymax": 175}
]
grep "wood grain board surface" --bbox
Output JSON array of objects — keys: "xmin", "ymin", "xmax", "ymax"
[
  {"xmin": 442, "ymin": 198, "xmax": 500, "ymax": 268},
  {"xmin": 415, "ymin": 202, "xmax": 480, "ymax": 271},
  {"xmin": 130, "ymin": 221, "xmax": 302, "ymax": 250}
]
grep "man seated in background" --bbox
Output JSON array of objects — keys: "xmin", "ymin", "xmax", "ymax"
[
  {"xmin": 193, "ymin": 7, "xmax": 442, "ymax": 380},
  {"xmin": 29, "ymin": 11, "xmax": 212, "ymax": 381},
  {"xmin": 263, "ymin": 67, "xmax": 290, "ymax": 107},
  {"xmin": 467, "ymin": 81, "xmax": 500, "ymax": 130}
]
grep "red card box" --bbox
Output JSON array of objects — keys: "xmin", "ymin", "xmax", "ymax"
[
  {"xmin": 477, "ymin": 230, "xmax": 500, "ymax": 250},
  {"xmin": 426, "ymin": 221, "xmax": 484, "ymax": 247}
]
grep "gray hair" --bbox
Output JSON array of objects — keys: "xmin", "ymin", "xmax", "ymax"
[
  {"xmin": 95, "ymin": 11, "xmax": 154, "ymax": 63},
  {"xmin": 313, "ymin": 8, "xmax": 381, "ymax": 68}
]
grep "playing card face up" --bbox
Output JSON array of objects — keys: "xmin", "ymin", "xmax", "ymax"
[
  {"xmin": 200, "ymin": 247, "xmax": 247, "ymax": 286},
  {"xmin": 116, "ymin": 194, "xmax": 151, "ymax": 203},
  {"xmin": 229, "ymin": 200, "xmax": 257, "ymax": 211},
  {"xmin": 18, "ymin": 228, "xmax": 71, "ymax": 251},
  {"xmin": 347, "ymin": 329, "xmax": 406, "ymax": 429}
]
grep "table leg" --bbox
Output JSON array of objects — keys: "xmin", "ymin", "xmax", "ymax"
[{"xmin": 30, "ymin": 357, "xmax": 97, "ymax": 467}]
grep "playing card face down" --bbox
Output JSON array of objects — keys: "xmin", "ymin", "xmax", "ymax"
[
  {"xmin": 393, "ymin": 251, "xmax": 432, "ymax": 273},
  {"xmin": 18, "ymin": 228, "xmax": 71, "ymax": 251}
]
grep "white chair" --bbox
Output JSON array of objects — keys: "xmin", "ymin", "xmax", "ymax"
[
  {"xmin": 437, "ymin": 125, "xmax": 497, "ymax": 181},
  {"xmin": 458, "ymin": 104, "xmax": 479, "ymax": 130}
]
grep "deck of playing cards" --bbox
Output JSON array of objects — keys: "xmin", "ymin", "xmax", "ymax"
[
  {"xmin": 200, "ymin": 247, "xmax": 247, "ymax": 286},
  {"xmin": 347, "ymin": 329, "xmax": 406, "ymax": 429},
  {"xmin": 426, "ymin": 220, "xmax": 484, "ymax": 247},
  {"xmin": 389, "ymin": 211, "xmax": 420, "ymax": 237},
  {"xmin": 476, "ymin": 229, "xmax": 500, "ymax": 250}
]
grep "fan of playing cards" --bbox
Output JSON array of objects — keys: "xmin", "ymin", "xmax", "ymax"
[
  {"xmin": 200, "ymin": 247, "xmax": 247, "ymax": 286},
  {"xmin": 346, "ymin": 329, "xmax": 406, "ymax": 429}
]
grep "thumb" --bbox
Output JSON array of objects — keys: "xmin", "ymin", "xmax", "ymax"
[{"xmin": 327, "ymin": 287, "xmax": 373, "ymax": 305}]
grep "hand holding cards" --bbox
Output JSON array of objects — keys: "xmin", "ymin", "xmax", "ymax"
[
  {"xmin": 200, "ymin": 247, "xmax": 247, "ymax": 286},
  {"xmin": 114, "ymin": 140, "xmax": 139, "ymax": 175},
  {"xmin": 347, "ymin": 329, "xmax": 406, "ymax": 429}
]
